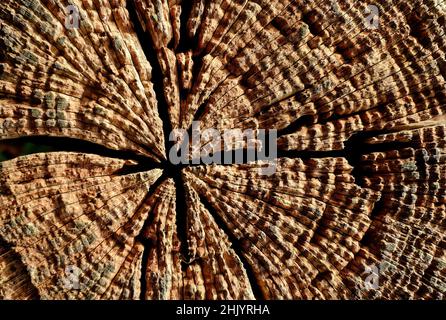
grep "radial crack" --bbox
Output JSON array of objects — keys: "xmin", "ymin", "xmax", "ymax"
[
  {"xmin": 126, "ymin": 0, "xmax": 174, "ymax": 158},
  {"xmin": 0, "ymin": 136, "xmax": 157, "ymax": 164},
  {"xmin": 197, "ymin": 194, "xmax": 265, "ymax": 300}
]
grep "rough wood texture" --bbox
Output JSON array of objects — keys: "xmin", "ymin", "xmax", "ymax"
[{"xmin": 0, "ymin": 0, "xmax": 445, "ymax": 300}]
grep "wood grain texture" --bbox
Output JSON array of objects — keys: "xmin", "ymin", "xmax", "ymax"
[{"xmin": 0, "ymin": 0, "xmax": 445, "ymax": 300}]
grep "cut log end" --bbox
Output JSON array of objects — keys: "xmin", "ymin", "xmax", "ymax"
[{"xmin": 0, "ymin": 0, "xmax": 445, "ymax": 300}]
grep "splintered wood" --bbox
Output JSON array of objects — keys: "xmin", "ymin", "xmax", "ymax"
[{"xmin": 0, "ymin": 0, "xmax": 445, "ymax": 300}]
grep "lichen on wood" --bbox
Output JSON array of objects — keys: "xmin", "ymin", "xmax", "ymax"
[{"xmin": 0, "ymin": 0, "xmax": 445, "ymax": 300}]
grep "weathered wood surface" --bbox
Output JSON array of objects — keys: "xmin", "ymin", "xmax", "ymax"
[{"xmin": 0, "ymin": 0, "xmax": 445, "ymax": 299}]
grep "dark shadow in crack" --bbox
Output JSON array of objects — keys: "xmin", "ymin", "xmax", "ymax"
[
  {"xmin": 198, "ymin": 194, "xmax": 266, "ymax": 300},
  {"xmin": 344, "ymin": 130, "xmax": 415, "ymax": 186},
  {"xmin": 0, "ymin": 136, "xmax": 158, "ymax": 165},
  {"xmin": 177, "ymin": 0, "xmax": 195, "ymax": 53},
  {"xmin": 173, "ymin": 171, "xmax": 192, "ymax": 271},
  {"xmin": 134, "ymin": 173, "xmax": 171, "ymax": 300},
  {"xmin": 126, "ymin": 0, "xmax": 174, "ymax": 159}
]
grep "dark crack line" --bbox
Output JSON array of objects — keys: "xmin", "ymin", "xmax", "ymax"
[
  {"xmin": 0, "ymin": 0, "xmax": 421, "ymax": 301},
  {"xmin": 177, "ymin": 0, "xmax": 195, "ymax": 53},
  {"xmin": 0, "ymin": 136, "xmax": 160, "ymax": 166},
  {"xmin": 197, "ymin": 194, "xmax": 265, "ymax": 300},
  {"xmin": 126, "ymin": 0, "xmax": 193, "ymax": 296},
  {"xmin": 134, "ymin": 172, "xmax": 172, "ymax": 300},
  {"xmin": 277, "ymin": 129, "xmax": 415, "ymax": 186},
  {"xmin": 176, "ymin": 0, "xmax": 202, "ymax": 125},
  {"xmin": 136, "ymin": 216, "xmax": 154, "ymax": 300},
  {"xmin": 344, "ymin": 130, "xmax": 415, "ymax": 186},
  {"xmin": 135, "ymin": 166, "xmax": 190, "ymax": 299},
  {"xmin": 359, "ymin": 196, "xmax": 387, "ymax": 247},
  {"xmin": 277, "ymin": 115, "xmax": 318, "ymax": 137},
  {"xmin": 174, "ymin": 171, "xmax": 191, "ymax": 270},
  {"xmin": 126, "ymin": 0, "xmax": 174, "ymax": 158}
]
